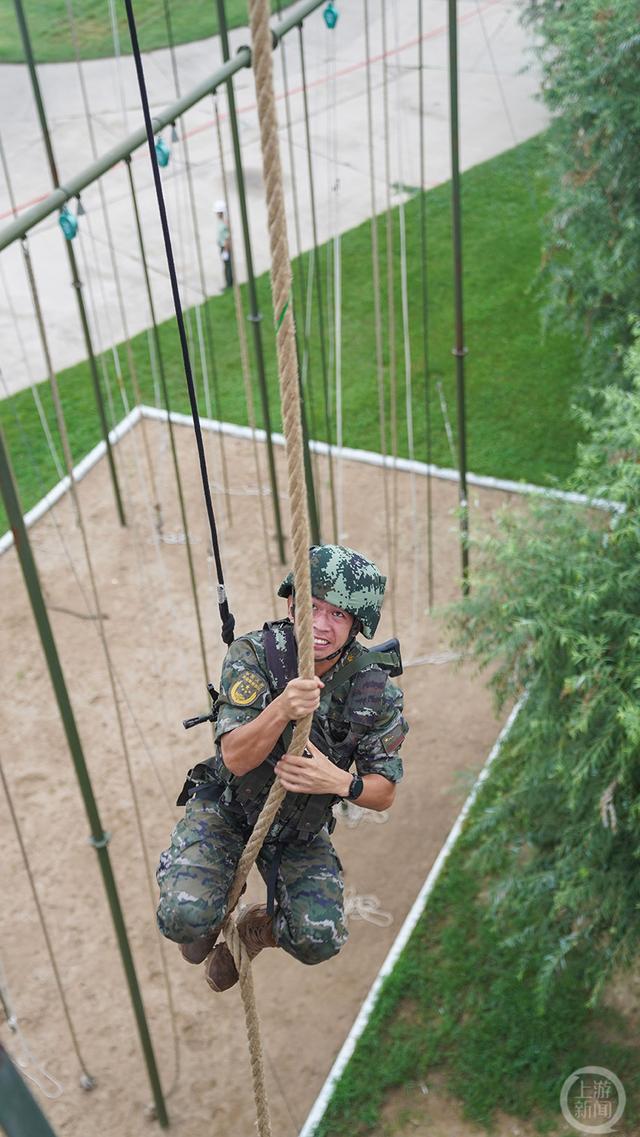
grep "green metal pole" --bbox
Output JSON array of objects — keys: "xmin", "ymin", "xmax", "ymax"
[
  {"xmin": 297, "ymin": 340, "xmax": 321, "ymax": 545},
  {"xmin": 12, "ymin": 0, "xmax": 126, "ymax": 529},
  {"xmin": 216, "ymin": 0, "xmax": 288, "ymax": 563},
  {"xmin": 419, "ymin": 0, "xmax": 435, "ymax": 610},
  {"xmin": 0, "ymin": 1044, "xmax": 59, "ymax": 1137},
  {"xmin": 160, "ymin": 2, "xmax": 231, "ymax": 517},
  {"xmin": 273, "ymin": 0, "xmax": 321, "ymax": 543},
  {"xmin": 447, "ymin": 0, "xmax": 470, "ymax": 595},
  {"xmin": 0, "ymin": 430, "xmax": 169, "ymax": 1130}
]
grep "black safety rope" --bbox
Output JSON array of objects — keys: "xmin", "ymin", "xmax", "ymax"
[{"xmin": 123, "ymin": 0, "xmax": 234, "ymax": 646}]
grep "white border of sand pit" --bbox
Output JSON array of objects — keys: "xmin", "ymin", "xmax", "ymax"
[{"xmin": 0, "ymin": 406, "xmax": 620, "ymax": 557}]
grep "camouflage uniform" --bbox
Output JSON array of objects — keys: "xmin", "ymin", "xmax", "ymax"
[{"xmin": 156, "ymin": 545, "xmax": 408, "ymax": 966}]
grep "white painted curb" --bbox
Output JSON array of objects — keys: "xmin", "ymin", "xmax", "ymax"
[
  {"xmin": 298, "ymin": 695, "xmax": 526, "ymax": 1137},
  {"xmin": 0, "ymin": 406, "xmax": 141, "ymax": 556},
  {"xmin": 140, "ymin": 406, "xmax": 620, "ymax": 512},
  {"xmin": 0, "ymin": 405, "xmax": 620, "ymax": 557}
]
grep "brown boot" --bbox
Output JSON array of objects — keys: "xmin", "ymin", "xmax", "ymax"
[
  {"xmin": 180, "ymin": 929, "xmax": 219, "ymax": 965},
  {"xmin": 205, "ymin": 904, "xmax": 277, "ymax": 992}
]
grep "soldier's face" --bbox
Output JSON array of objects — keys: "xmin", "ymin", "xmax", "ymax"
[{"xmin": 288, "ymin": 595, "xmax": 354, "ymax": 661}]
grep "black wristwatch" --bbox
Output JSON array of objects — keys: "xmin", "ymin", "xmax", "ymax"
[{"xmin": 347, "ymin": 773, "xmax": 364, "ymax": 801}]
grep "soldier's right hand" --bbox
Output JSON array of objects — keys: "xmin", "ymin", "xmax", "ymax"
[{"xmin": 278, "ymin": 676, "xmax": 324, "ymax": 721}]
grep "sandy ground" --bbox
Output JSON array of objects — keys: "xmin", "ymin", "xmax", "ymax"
[{"xmin": 0, "ymin": 419, "xmax": 518, "ymax": 1136}]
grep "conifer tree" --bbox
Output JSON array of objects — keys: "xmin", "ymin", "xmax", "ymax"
[
  {"xmin": 449, "ymin": 336, "xmax": 640, "ymax": 999},
  {"xmin": 524, "ymin": 0, "xmax": 640, "ymax": 385}
]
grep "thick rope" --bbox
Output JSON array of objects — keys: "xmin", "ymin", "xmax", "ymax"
[{"xmin": 209, "ymin": 3, "xmax": 317, "ymax": 1132}]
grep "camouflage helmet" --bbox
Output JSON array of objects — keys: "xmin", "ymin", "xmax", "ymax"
[{"xmin": 277, "ymin": 544, "xmax": 386, "ymax": 639}]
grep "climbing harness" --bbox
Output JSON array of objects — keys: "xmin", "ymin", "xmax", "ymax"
[{"xmin": 179, "ymin": 620, "xmax": 401, "ymax": 920}]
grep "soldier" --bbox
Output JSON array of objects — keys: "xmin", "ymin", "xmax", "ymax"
[
  {"xmin": 215, "ymin": 199, "xmax": 233, "ymax": 289},
  {"xmin": 156, "ymin": 544, "xmax": 408, "ymax": 992}
]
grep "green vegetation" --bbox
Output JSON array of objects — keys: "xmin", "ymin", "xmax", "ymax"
[
  {"xmin": 313, "ymin": 9, "xmax": 640, "ymax": 1132},
  {"xmin": 316, "ymin": 333, "xmax": 640, "ymax": 1137},
  {"xmin": 316, "ymin": 825, "xmax": 639, "ymax": 1135},
  {"xmin": 0, "ymin": 134, "xmax": 583, "ymax": 534},
  {"xmin": 0, "ymin": 0, "xmax": 291, "ymax": 64},
  {"xmin": 449, "ymin": 334, "xmax": 640, "ymax": 999},
  {"xmin": 523, "ymin": 0, "xmax": 640, "ymax": 386}
]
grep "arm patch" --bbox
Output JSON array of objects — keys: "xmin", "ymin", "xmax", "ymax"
[
  {"xmin": 229, "ymin": 671, "xmax": 268, "ymax": 707},
  {"xmin": 381, "ymin": 721, "xmax": 406, "ymax": 754}
]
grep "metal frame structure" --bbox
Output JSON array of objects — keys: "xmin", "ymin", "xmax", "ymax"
[{"xmin": 0, "ymin": 0, "xmax": 325, "ymax": 252}]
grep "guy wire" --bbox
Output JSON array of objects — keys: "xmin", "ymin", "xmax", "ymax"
[
  {"xmin": 418, "ymin": 0, "xmax": 435, "ymax": 610},
  {"xmin": 213, "ymin": 93, "xmax": 277, "ymax": 614}
]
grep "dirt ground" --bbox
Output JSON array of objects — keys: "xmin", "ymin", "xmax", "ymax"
[{"xmin": 1, "ymin": 418, "xmax": 520, "ymax": 1137}]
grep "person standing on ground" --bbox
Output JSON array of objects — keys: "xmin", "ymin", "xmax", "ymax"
[
  {"xmin": 215, "ymin": 199, "xmax": 233, "ymax": 289},
  {"xmin": 156, "ymin": 544, "xmax": 408, "ymax": 992}
]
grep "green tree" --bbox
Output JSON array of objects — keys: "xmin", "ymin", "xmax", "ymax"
[
  {"xmin": 448, "ymin": 334, "xmax": 640, "ymax": 1001},
  {"xmin": 524, "ymin": 0, "xmax": 640, "ymax": 385}
]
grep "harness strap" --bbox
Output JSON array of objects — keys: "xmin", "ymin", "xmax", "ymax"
[
  {"xmin": 262, "ymin": 620, "xmax": 401, "ymax": 701},
  {"xmin": 321, "ymin": 648, "xmax": 401, "ymax": 696},
  {"xmin": 266, "ymin": 845, "xmax": 284, "ymax": 917}
]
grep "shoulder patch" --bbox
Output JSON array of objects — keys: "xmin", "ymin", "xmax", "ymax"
[
  {"xmin": 229, "ymin": 671, "xmax": 267, "ymax": 707},
  {"xmin": 381, "ymin": 721, "xmax": 406, "ymax": 754}
]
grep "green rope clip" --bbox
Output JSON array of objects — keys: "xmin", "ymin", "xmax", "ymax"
[
  {"xmin": 323, "ymin": 2, "xmax": 338, "ymax": 29},
  {"xmin": 58, "ymin": 205, "xmax": 78, "ymax": 241},
  {"xmin": 275, "ymin": 298, "xmax": 289, "ymax": 332},
  {"xmin": 155, "ymin": 136, "xmax": 170, "ymax": 168},
  {"xmin": 87, "ymin": 831, "xmax": 111, "ymax": 849}
]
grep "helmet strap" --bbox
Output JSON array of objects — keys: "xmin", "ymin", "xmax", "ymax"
[{"xmin": 312, "ymin": 619, "xmax": 362, "ymax": 664}]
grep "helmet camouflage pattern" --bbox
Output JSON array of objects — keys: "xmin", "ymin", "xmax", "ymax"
[{"xmin": 277, "ymin": 544, "xmax": 386, "ymax": 639}]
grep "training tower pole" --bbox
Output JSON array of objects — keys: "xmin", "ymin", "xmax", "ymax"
[
  {"xmin": 0, "ymin": 429, "xmax": 169, "ymax": 1129},
  {"xmin": 215, "ymin": 0, "xmax": 289, "ymax": 562},
  {"xmin": 12, "ymin": 0, "xmax": 127, "ymax": 529},
  {"xmin": 447, "ymin": 0, "xmax": 470, "ymax": 593}
]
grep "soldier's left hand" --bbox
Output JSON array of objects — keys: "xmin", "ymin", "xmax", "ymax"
[{"xmin": 275, "ymin": 740, "xmax": 350, "ymax": 797}]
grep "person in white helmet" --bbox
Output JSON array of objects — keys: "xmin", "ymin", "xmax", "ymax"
[{"xmin": 215, "ymin": 199, "xmax": 233, "ymax": 289}]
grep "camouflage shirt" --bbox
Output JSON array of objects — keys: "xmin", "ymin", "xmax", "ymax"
[{"xmin": 211, "ymin": 625, "xmax": 408, "ymax": 829}]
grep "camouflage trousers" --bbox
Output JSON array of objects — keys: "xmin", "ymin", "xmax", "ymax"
[{"xmin": 156, "ymin": 793, "xmax": 348, "ymax": 966}]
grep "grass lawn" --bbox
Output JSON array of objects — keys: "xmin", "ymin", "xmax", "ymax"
[
  {"xmin": 0, "ymin": 134, "xmax": 584, "ymax": 534},
  {"xmin": 315, "ymin": 732, "xmax": 640, "ymax": 1136},
  {"xmin": 0, "ymin": 0, "xmax": 292, "ymax": 64}
]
